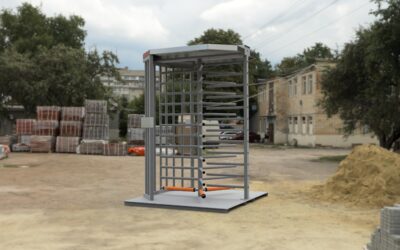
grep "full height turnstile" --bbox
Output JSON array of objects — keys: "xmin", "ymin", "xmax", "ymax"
[{"xmin": 125, "ymin": 44, "xmax": 267, "ymax": 212}]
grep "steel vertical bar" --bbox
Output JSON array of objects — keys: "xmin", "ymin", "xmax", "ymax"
[
  {"xmin": 197, "ymin": 60, "xmax": 204, "ymax": 197},
  {"xmin": 144, "ymin": 60, "xmax": 149, "ymax": 196},
  {"xmin": 158, "ymin": 65, "xmax": 163, "ymax": 190},
  {"xmin": 149, "ymin": 55, "xmax": 156, "ymax": 200},
  {"xmin": 172, "ymin": 68, "xmax": 176, "ymax": 186},
  {"xmin": 189, "ymin": 70, "xmax": 195, "ymax": 187},
  {"xmin": 164, "ymin": 68, "xmax": 169, "ymax": 187},
  {"xmin": 180, "ymin": 73, "xmax": 184, "ymax": 186},
  {"xmin": 243, "ymin": 51, "xmax": 250, "ymax": 200}
]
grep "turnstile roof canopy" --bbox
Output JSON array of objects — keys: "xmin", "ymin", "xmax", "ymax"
[{"xmin": 143, "ymin": 44, "xmax": 250, "ymax": 65}]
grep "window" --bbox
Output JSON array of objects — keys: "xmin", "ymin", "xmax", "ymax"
[
  {"xmin": 294, "ymin": 117, "xmax": 298, "ymax": 134},
  {"xmin": 288, "ymin": 80, "xmax": 292, "ymax": 96},
  {"xmin": 268, "ymin": 82, "xmax": 274, "ymax": 113},
  {"xmin": 307, "ymin": 116, "xmax": 313, "ymax": 135},
  {"xmin": 302, "ymin": 76, "xmax": 307, "ymax": 95},
  {"xmin": 288, "ymin": 117, "xmax": 293, "ymax": 133},
  {"xmin": 307, "ymin": 74, "xmax": 313, "ymax": 94},
  {"xmin": 293, "ymin": 77, "xmax": 298, "ymax": 96},
  {"xmin": 302, "ymin": 116, "xmax": 306, "ymax": 134}
]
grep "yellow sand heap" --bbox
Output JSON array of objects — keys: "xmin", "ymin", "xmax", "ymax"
[{"xmin": 314, "ymin": 144, "xmax": 400, "ymax": 207}]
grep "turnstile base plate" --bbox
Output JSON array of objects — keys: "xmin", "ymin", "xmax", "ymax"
[{"xmin": 124, "ymin": 190, "xmax": 267, "ymax": 213}]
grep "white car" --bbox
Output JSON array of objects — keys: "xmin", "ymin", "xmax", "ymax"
[{"xmin": 219, "ymin": 131, "xmax": 237, "ymax": 140}]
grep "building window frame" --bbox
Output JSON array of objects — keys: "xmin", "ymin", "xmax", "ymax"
[{"xmin": 307, "ymin": 74, "xmax": 313, "ymax": 94}]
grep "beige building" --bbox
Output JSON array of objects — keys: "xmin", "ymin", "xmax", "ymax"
[
  {"xmin": 256, "ymin": 61, "xmax": 378, "ymax": 147},
  {"xmin": 100, "ymin": 67, "xmax": 145, "ymax": 101}
]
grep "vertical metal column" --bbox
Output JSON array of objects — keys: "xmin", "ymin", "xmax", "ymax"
[
  {"xmin": 196, "ymin": 60, "xmax": 204, "ymax": 197},
  {"xmin": 164, "ymin": 68, "xmax": 169, "ymax": 187},
  {"xmin": 159, "ymin": 66, "xmax": 164, "ymax": 190},
  {"xmin": 144, "ymin": 55, "xmax": 156, "ymax": 200},
  {"xmin": 189, "ymin": 70, "xmax": 195, "ymax": 187},
  {"xmin": 243, "ymin": 52, "xmax": 250, "ymax": 200}
]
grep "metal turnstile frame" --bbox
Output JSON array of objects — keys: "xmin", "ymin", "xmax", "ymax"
[{"xmin": 125, "ymin": 44, "xmax": 267, "ymax": 212}]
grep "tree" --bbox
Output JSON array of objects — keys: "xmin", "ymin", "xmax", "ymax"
[
  {"xmin": 275, "ymin": 42, "xmax": 334, "ymax": 74},
  {"xmin": 0, "ymin": 3, "xmax": 85, "ymax": 53},
  {"xmin": 0, "ymin": 3, "xmax": 118, "ymax": 114},
  {"xmin": 319, "ymin": 0, "xmax": 400, "ymax": 149},
  {"xmin": 188, "ymin": 29, "xmax": 242, "ymax": 45}
]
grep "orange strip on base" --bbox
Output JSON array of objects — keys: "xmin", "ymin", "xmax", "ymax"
[
  {"xmin": 163, "ymin": 186, "xmax": 196, "ymax": 192},
  {"xmin": 198, "ymin": 189, "xmax": 206, "ymax": 199},
  {"xmin": 205, "ymin": 187, "xmax": 231, "ymax": 192}
]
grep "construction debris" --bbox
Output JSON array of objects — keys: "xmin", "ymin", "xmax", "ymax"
[
  {"xmin": 313, "ymin": 144, "xmax": 400, "ymax": 207},
  {"xmin": 367, "ymin": 205, "xmax": 400, "ymax": 250}
]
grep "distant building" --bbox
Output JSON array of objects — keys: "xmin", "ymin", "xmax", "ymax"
[
  {"xmin": 256, "ymin": 61, "xmax": 378, "ymax": 147},
  {"xmin": 100, "ymin": 67, "xmax": 145, "ymax": 101}
]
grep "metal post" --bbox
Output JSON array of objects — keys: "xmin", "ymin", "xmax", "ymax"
[
  {"xmin": 197, "ymin": 60, "xmax": 204, "ymax": 197},
  {"xmin": 243, "ymin": 51, "xmax": 250, "ymax": 200},
  {"xmin": 145, "ymin": 55, "xmax": 156, "ymax": 200}
]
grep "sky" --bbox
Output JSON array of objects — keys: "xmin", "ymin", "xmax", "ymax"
[{"xmin": 1, "ymin": 0, "xmax": 377, "ymax": 69}]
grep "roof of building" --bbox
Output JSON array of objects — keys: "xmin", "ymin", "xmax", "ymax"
[
  {"xmin": 261, "ymin": 60, "xmax": 336, "ymax": 84},
  {"xmin": 118, "ymin": 68, "xmax": 145, "ymax": 76}
]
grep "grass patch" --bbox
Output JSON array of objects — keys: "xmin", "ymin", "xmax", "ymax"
[{"xmin": 312, "ymin": 155, "xmax": 347, "ymax": 163}]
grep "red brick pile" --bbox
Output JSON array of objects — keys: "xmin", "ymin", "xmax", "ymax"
[
  {"xmin": 56, "ymin": 107, "xmax": 84, "ymax": 153},
  {"xmin": 31, "ymin": 106, "xmax": 60, "ymax": 152}
]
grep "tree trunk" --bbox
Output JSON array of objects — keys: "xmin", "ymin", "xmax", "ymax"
[{"xmin": 379, "ymin": 131, "xmax": 400, "ymax": 150}]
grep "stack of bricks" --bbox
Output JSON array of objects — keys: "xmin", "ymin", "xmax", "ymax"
[
  {"xmin": 56, "ymin": 107, "xmax": 85, "ymax": 153},
  {"xmin": 367, "ymin": 205, "xmax": 400, "ymax": 250},
  {"xmin": 103, "ymin": 142, "xmax": 127, "ymax": 156},
  {"xmin": 14, "ymin": 119, "xmax": 35, "ymax": 151},
  {"xmin": 79, "ymin": 100, "xmax": 109, "ymax": 155},
  {"xmin": 31, "ymin": 106, "xmax": 60, "ymax": 153},
  {"xmin": 127, "ymin": 114, "xmax": 145, "ymax": 146}
]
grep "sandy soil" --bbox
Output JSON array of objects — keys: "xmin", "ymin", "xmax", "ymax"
[{"xmin": 0, "ymin": 146, "xmax": 380, "ymax": 250}]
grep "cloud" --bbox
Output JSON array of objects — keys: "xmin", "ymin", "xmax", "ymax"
[{"xmin": 1, "ymin": 0, "xmax": 378, "ymax": 68}]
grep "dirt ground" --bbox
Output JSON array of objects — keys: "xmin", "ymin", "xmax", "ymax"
[{"xmin": 0, "ymin": 145, "xmax": 380, "ymax": 250}]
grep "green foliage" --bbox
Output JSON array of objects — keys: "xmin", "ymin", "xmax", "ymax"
[
  {"xmin": 0, "ymin": 3, "xmax": 118, "ymax": 115},
  {"xmin": 0, "ymin": 3, "xmax": 85, "ymax": 53},
  {"xmin": 188, "ymin": 28, "xmax": 242, "ymax": 45},
  {"xmin": 128, "ymin": 94, "xmax": 145, "ymax": 114},
  {"xmin": 320, "ymin": 0, "xmax": 400, "ymax": 149},
  {"xmin": 275, "ymin": 42, "xmax": 334, "ymax": 75}
]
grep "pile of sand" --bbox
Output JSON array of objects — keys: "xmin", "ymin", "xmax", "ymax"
[{"xmin": 313, "ymin": 144, "xmax": 400, "ymax": 207}]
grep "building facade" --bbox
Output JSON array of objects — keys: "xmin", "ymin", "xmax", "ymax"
[
  {"xmin": 257, "ymin": 61, "xmax": 378, "ymax": 147},
  {"xmin": 100, "ymin": 67, "xmax": 145, "ymax": 101}
]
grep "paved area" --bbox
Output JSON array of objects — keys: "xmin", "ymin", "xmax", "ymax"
[{"xmin": 0, "ymin": 146, "xmax": 379, "ymax": 250}]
